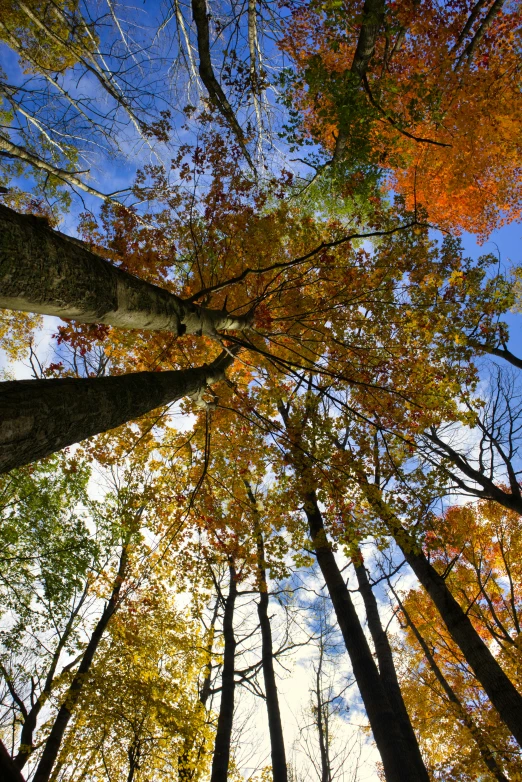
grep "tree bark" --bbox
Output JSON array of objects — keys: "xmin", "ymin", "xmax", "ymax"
[
  {"xmin": 256, "ymin": 531, "xmax": 288, "ymax": 782},
  {"xmin": 0, "ymin": 204, "xmax": 251, "ymax": 336},
  {"xmin": 244, "ymin": 480, "xmax": 288, "ymax": 782},
  {"xmin": 392, "ymin": 586, "xmax": 510, "ymax": 782},
  {"xmin": 353, "ymin": 550, "xmax": 428, "ymax": 777},
  {"xmin": 0, "ymin": 740, "xmax": 26, "ymax": 782},
  {"xmin": 210, "ymin": 562, "xmax": 237, "ymax": 782},
  {"xmin": 366, "ymin": 485, "xmax": 522, "ymax": 748},
  {"xmin": 32, "ymin": 540, "xmax": 129, "ymax": 782},
  {"xmin": 0, "ymin": 350, "xmax": 235, "ymax": 473},
  {"xmin": 277, "ymin": 401, "xmax": 429, "ymax": 781},
  {"xmin": 314, "ymin": 645, "xmax": 331, "ymax": 782},
  {"xmin": 302, "ymin": 489, "xmax": 428, "ymax": 782}
]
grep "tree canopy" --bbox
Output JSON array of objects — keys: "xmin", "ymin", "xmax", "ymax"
[{"xmin": 1, "ymin": 1, "xmax": 522, "ymax": 780}]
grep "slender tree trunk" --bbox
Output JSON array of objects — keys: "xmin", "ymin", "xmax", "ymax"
[
  {"xmin": 190, "ymin": 0, "xmax": 253, "ymax": 169},
  {"xmin": 0, "ymin": 134, "xmax": 115, "ymax": 203},
  {"xmin": 392, "ymin": 585, "xmax": 510, "ymax": 782},
  {"xmin": 256, "ymin": 532, "xmax": 288, "ymax": 782},
  {"xmin": 245, "ymin": 481, "xmax": 288, "ymax": 782},
  {"xmin": 0, "ymin": 350, "xmax": 235, "ymax": 473},
  {"xmin": 32, "ymin": 540, "xmax": 129, "ymax": 782},
  {"xmin": 0, "ymin": 204, "xmax": 251, "ymax": 335},
  {"xmin": 353, "ymin": 549, "xmax": 427, "ymax": 775},
  {"xmin": 210, "ymin": 562, "xmax": 237, "ymax": 782},
  {"xmin": 314, "ymin": 646, "xmax": 331, "ymax": 782},
  {"xmin": 0, "ymin": 740, "xmax": 25, "ymax": 782},
  {"xmin": 365, "ymin": 485, "xmax": 522, "ymax": 748},
  {"xmin": 302, "ymin": 489, "xmax": 429, "ymax": 782}
]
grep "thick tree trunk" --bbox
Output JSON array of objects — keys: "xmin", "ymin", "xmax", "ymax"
[
  {"xmin": 0, "ymin": 740, "xmax": 25, "ymax": 782},
  {"xmin": 33, "ymin": 541, "xmax": 129, "ymax": 782},
  {"xmin": 0, "ymin": 204, "xmax": 251, "ymax": 335},
  {"xmin": 367, "ymin": 487, "xmax": 522, "ymax": 748},
  {"xmin": 256, "ymin": 531, "xmax": 288, "ymax": 782},
  {"xmin": 302, "ymin": 489, "xmax": 429, "ymax": 782},
  {"xmin": 0, "ymin": 350, "xmax": 234, "ymax": 473},
  {"xmin": 353, "ymin": 550, "xmax": 428, "ymax": 777},
  {"xmin": 210, "ymin": 562, "xmax": 237, "ymax": 782},
  {"xmin": 393, "ymin": 587, "xmax": 510, "ymax": 782}
]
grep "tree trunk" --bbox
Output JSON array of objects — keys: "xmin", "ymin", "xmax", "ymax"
[
  {"xmin": 244, "ymin": 479, "xmax": 288, "ymax": 782},
  {"xmin": 256, "ymin": 530, "xmax": 288, "ymax": 782},
  {"xmin": 191, "ymin": 0, "xmax": 253, "ymax": 169},
  {"xmin": 0, "ymin": 740, "xmax": 25, "ymax": 782},
  {"xmin": 392, "ymin": 586, "xmax": 510, "ymax": 782},
  {"xmin": 0, "ymin": 350, "xmax": 235, "ymax": 473},
  {"xmin": 210, "ymin": 562, "xmax": 237, "ymax": 782},
  {"xmin": 314, "ymin": 645, "xmax": 331, "ymax": 782},
  {"xmin": 367, "ymin": 486, "xmax": 522, "ymax": 748},
  {"xmin": 302, "ymin": 489, "xmax": 429, "ymax": 782},
  {"xmin": 353, "ymin": 550, "xmax": 428, "ymax": 776},
  {"xmin": 32, "ymin": 540, "xmax": 129, "ymax": 782},
  {"xmin": 0, "ymin": 204, "xmax": 251, "ymax": 336}
]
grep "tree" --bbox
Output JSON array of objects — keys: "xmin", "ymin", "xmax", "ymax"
[
  {"xmin": 391, "ymin": 580, "xmax": 514, "ymax": 781},
  {"xmin": 0, "ymin": 454, "xmax": 96, "ymax": 768},
  {"xmin": 1, "ymin": 3, "xmax": 522, "ymax": 778},
  {"xmin": 210, "ymin": 559, "xmax": 238, "ymax": 782},
  {"xmin": 55, "ymin": 575, "xmax": 212, "ymax": 782},
  {"xmin": 280, "ymin": 0, "xmax": 522, "ymax": 235},
  {"xmin": 296, "ymin": 592, "xmax": 354, "ymax": 782},
  {"xmin": 276, "ymin": 393, "xmax": 430, "ymax": 782}
]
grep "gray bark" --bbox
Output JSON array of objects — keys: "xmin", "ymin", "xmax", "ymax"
[
  {"xmin": 0, "ymin": 350, "xmax": 235, "ymax": 473},
  {"xmin": 0, "ymin": 204, "xmax": 251, "ymax": 336}
]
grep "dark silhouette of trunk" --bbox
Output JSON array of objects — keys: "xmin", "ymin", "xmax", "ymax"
[
  {"xmin": 256, "ymin": 537, "xmax": 288, "ymax": 782},
  {"xmin": 32, "ymin": 541, "xmax": 129, "ymax": 782},
  {"xmin": 0, "ymin": 203, "xmax": 251, "ymax": 335},
  {"xmin": 190, "ymin": 0, "xmax": 253, "ymax": 169},
  {"xmin": 245, "ymin": 480, "xmax": 288, "ymax": 782},
  {"xmin": 314, "ymin": 645, "xmax": 331, "ymax": 782},
  {"xmin": 210, "ymin": 562, "xmax": 237, "ymax": 782},
  {"xmin": 353, "ymin": 549, "xmax": 426, "ymax": 773},
  {"xmin": 0, "ymin": 350, "xmax": 235, "ymax": 473},
  {"xmin": 302, "ymin": 488, "xmax": 429, "ymax": 782},
  {"xmin": 126, "ymin": 739, "xmax": 141, "ymax": 782},
  {"xmin": 391, "ymin": 584, "xmax": 510, "ymax": 782},
  {"xmin": 0, "ymin": 740, "xmax": 25, "ymax": 782},
  {"xmin": 277, "ymin": 401, "xmax": 429, "ymax": 781},
  {"xmin": 364, "ymin": 484, "xmax": 522, "ymax": 748}
]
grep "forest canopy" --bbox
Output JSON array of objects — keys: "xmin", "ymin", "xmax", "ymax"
[{"xmin": 0, "ymin": 1, "xmax": 521, "ymax": 780}]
